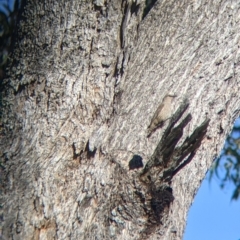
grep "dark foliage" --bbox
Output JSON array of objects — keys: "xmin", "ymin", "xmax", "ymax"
[
  {"xmin": 209, "ymin": 119, "xmax": 240, "ymax": 200},
  {"xmin": 0, "ymin": 0, "xmax": 21, "ymax": 80}
]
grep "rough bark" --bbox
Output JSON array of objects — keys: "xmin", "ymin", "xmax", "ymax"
[{"xmin": 1, "ymin": 0, "xmax": 240, "ymax": 239}]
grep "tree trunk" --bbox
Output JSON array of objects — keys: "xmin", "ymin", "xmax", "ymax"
[{"xmin": 1, "ymin": 0, "xmax": 240, "ymax": 239}]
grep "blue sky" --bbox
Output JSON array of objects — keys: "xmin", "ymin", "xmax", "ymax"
[
  {"xmin": 184, "ymin": 119, "xmax": 240, "ymax": 240},
  {"xmin": 184, "ymin": 174, "xmax": 240, "ymax": 240},
  {"xmin": 0, "ymin": 0, "xmax": 16, "ymax": 13}
]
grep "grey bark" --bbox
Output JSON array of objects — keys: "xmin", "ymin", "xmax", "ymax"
[{"xmin": 1, "ymin": 0, "xmax": 240, "ymax": 239}]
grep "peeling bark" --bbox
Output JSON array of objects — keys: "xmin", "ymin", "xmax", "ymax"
[{"xmin": 1, "ymin": 0, "xmax": 240, "ymax": 239}]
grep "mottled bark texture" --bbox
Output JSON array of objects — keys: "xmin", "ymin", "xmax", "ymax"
[{"xmin": 1, "ymin": 0, "xmax": 240, "ymax": 239}]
